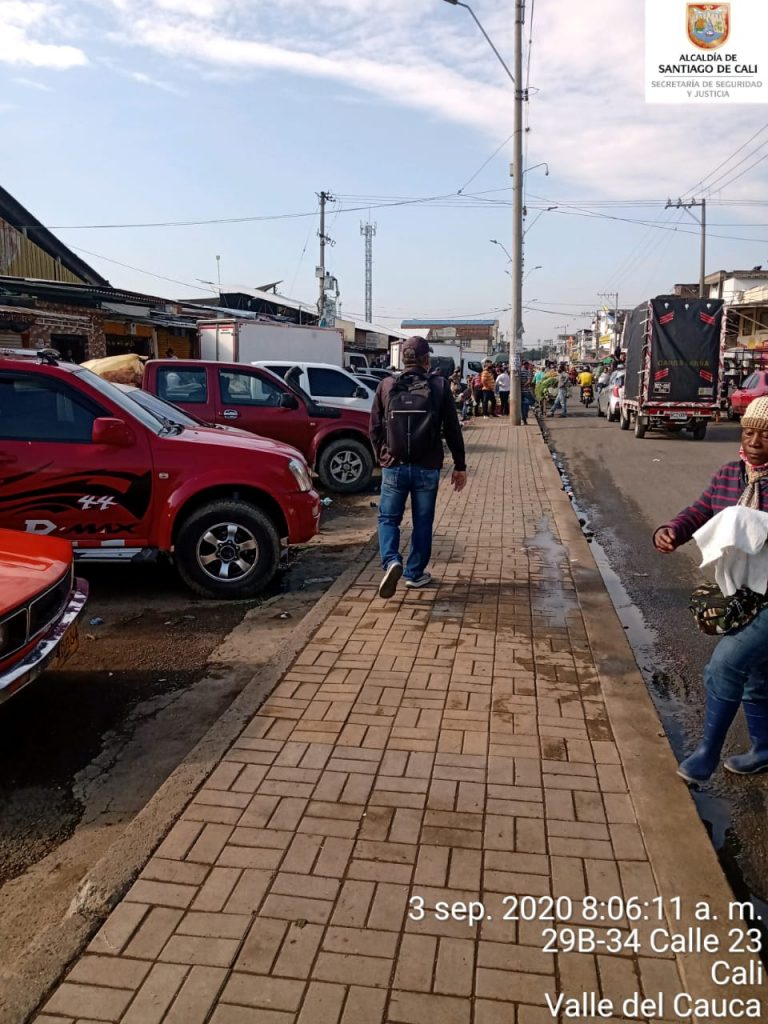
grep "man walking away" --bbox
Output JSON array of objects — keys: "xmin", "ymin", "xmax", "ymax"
[
  {"xmin": 519, "ymin": 360, "xmax": 535, "ymax": 424},
  {"xmin": 548, "ymin": 363, "xmax": 570, "ymax": 418},
  {"xmin": 370, "ymin": 336, "xmax": 467, "ymax": 599},
  {"xmin": 481, "ymin": 360, "xmax": 496, "ymax": 417},
  {"xmin": 496, "ymin": 365, "xmax": 511, "ymax": 416}
]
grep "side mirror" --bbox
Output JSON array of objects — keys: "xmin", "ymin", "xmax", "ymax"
[
  {"xmin": 92, "ymin": 417, "xmax": 135, "ymax": 447},
  {"xmin": 354, "ymin": 387, "xmax": 369, "ymax": 400},
  {"xmin": 279, "ymin": 392, "xmax": 299, "ymax": 410}
]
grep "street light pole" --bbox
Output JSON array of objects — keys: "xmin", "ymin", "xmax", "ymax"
[
  {"xmin": 445, "ymin": 0, "xmax": 525, "ymax": 426},
  {"xmin": 510, "ymin": 0, "xmax": 524, "ymax": 425}
]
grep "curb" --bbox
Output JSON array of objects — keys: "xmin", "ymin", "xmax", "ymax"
[
  {"xmin": 0, "ymin": 538, "xmax": 379, "ymax": 1024},
  {"xmin": 533, "ymin": 425, "xmax": 759, "ymax": 1003}
]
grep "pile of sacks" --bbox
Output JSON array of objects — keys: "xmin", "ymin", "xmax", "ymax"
[{"xmin": 81, "ymin": 353, "xmax": 147, "ymax": 386}]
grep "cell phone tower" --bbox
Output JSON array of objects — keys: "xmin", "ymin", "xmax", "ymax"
[{"xmin": 360, "ymin": 221, "xmax": 377, "ymax": 323}]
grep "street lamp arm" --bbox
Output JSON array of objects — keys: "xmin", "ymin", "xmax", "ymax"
[{"xmin": 442, "ymin": 0, "xmax": 515, "ymax": 83}]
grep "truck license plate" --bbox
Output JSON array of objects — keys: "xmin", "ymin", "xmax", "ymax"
[
  {"xmin": 54, "ymin": 624, "xmax": 79, "ymax": 666},
  {"xmin": 669, "ymin": 413, "xmax": 688, "ymax": 420}
]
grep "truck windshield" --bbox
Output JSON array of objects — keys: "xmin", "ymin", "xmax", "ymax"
[{"xmin": 74, "ymin": 367, "xmax": 168, "ymax": 434}]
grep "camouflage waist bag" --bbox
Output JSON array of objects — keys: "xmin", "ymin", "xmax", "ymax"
[{"xmin": 689, "ymin": 584, "xmax": 768, "ymax": 636}]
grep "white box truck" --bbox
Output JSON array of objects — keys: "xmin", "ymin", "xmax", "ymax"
[
  {"xmin": 198, "ymin": 320, "xmax": 344, "ymax": 366},
  {"xmin": 389, "ymin": 339, "xmax": 483, "ymax": 380}
]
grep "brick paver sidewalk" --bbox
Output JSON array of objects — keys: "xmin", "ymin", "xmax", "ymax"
[{"xmin": 35, "ymin": 422, "xmax": 759, "ymax": 1024}]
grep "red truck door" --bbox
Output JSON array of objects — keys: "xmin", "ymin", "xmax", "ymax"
[
  {"xmin": 151, "ymin": 362, "xmax": 217, "ymax": 422},
  {"xmin": 213, "ymin": 366, "xmax": 313, "ymax": 455},
  {"xmin": 0, "ymin": 367, "xmax": 155, "ymax": 550}
]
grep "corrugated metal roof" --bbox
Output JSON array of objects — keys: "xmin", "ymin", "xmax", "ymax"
[{"xmin": 0, "ymin": 187, "xmax": 109, "ymax": 286}]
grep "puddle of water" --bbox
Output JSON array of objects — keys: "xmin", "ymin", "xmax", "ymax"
[
  {"xmin": 524, "ymin": 516, "xmax": 579, "ymax": 626},
  {"xmin": 542, "ymin": 427, "xmax": 768, "ymax": 943}
]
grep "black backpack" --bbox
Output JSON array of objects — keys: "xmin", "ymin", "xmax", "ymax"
[{"xmin": 385, "ymin": 373, "xmax": 442, "ymax": 463}]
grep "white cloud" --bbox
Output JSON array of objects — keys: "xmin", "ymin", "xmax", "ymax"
[
  {"xmin": 12, "ymin": 76, "xmax": 53, "ymax": 90},
  {"xmin": 128, "ymin": 69, "xmax": 184, "ymax": 94},
  {"xmin": 4, "ymin": 0, "xmax": 768, "ymax": 204},
  {"xmin": 0, "ymin": 1, "xmax": 87, "ymax": 68}
]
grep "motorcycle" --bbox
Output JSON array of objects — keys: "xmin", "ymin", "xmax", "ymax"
[{"xmin": 580, "ymin": 384, "xmax": 594, "ymax": 408}]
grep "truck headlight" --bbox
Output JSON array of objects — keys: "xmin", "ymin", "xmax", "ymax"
[{"xmin": 288, "ymin": 458, "xmax": 313, "ymax": 492}]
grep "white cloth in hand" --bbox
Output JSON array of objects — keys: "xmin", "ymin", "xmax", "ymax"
[{"xmin": 693, "ymin": 505, "xmax": 768, "ymax": 596}]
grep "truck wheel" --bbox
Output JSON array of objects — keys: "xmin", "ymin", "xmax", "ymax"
[
  {"xmin": 692, "ymin": 422, "xmax": 708, "ymax": 441},
  {"xmin": 175, "ymin": 500, "xmax": 280, "ymax": 599},
  {"xmin": 619, "ymin": 406, "xmax": 630, "ymax": 430},
  {"xmin": 727, "ymin": 405, "xmax": 739, "ymax": 422},
  {"xmin": 318, "ymin": 438, "xmax": 373, "ymax": 493},
  {"xmin": 634, "ymin": 416, "xmax": 647, "ymax": 439}
]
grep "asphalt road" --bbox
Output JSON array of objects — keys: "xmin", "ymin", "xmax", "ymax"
[
  {"xmin": 543, "ymin": 401, "xmax": 768, "ymax": 914},
  {"xmin": 0, "ymin": 491, "xmax": 377, "ymax": 974}
]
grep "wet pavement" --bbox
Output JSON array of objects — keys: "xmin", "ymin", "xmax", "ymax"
[{"xmin": 542, "ymin": 405, "xmax": 768, "ymax": 926}]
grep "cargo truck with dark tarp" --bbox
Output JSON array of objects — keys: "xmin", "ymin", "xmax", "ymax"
[{"xmin": 619, "ymin": 296, "xmax": 724, "ymax": 440}]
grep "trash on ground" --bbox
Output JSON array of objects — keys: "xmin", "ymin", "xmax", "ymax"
[
  {"xmin": 89, "ymin": 617, "xmax": 104, "ymax": 626},
  {"xmin": 321, "ymin": 497, "xmax": 333, "ymax": 507},
  {"xmin": 305, "ymin": 576, "xmax": 334, "ymax": 585}
]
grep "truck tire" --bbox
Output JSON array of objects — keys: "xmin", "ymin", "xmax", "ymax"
[
  {"xmin": 727, "ymin": 405, "xmax": 739, "ymax": 422},
  {"xmin": 317, "ymin": 438, "xmax": 374, "ymax": 493},
  {"xmin": 619, "ymin": 406, "xmax": 630, "ymax": 430},
  {"xmin": 692, "ymin": 422, "xmax": 708, "ymax": 441},
  {"xmin": 174, "ymin": 500, "xmax": 280, "ymax": 599},
  {"xmin": 634, "ymin": 416, "xmax": 648, "ymax": 439}
]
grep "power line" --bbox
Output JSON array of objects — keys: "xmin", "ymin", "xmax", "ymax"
[{"xmin": 683, "ymin": 122, "xmax": 768, "ymax": 198}]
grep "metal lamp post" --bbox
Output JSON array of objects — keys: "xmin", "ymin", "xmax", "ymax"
[{"xmin": 445, "ymin": 0, "xmax": 525, "ymax": 425}]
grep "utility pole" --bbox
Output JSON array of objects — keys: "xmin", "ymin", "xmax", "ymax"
[
  {"xmin": 598, "ymin": 291, "xmax": 619, "ymax": 357},
  {"xmin": 510, "ymin": 0, "xmax": 525, "ymax": 426},
  {"xmin": 360, "ymin": 222, "xmax": 377, "ymax": 323},
  {"xmin": 665, "ymin": 197, "xmax": 707, "ymax": 297},
  {"xmin": 317, "ymin": 191, "xmax": 335, "ymax": 323}
]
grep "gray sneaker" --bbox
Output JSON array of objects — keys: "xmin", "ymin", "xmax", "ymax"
[
  {"xmin": 378, "ymin": 561, "xmax": 403, "ymax": 599},
  {"xmin": 405, "ymin": 572, "xmax": 432, "ymax": 589}
]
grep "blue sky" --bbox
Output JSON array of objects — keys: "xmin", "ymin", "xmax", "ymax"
[{"xmin": 2, "ymin": 0, "xmax": 768, "ymax": 344}]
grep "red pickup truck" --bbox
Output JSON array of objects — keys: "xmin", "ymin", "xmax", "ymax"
[
  {"xmin": 142, "ymin": 360, "xmax": 375, "ymax": 493},
  {"xmin": 0, "ymin": 351, "xmax": 320, "ymax": 599}
]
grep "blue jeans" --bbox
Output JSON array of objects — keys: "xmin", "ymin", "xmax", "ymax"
[
  {"xmin": 550, "ymin": 388, "xmax": 568, "ymax": 416},
  {"xmin": 378, "ymin": 465, "xmax": 440, "ymax": 580},
  {"xmin": 705, "ymin": 604, "xmax": 768, "ymax": 703}
]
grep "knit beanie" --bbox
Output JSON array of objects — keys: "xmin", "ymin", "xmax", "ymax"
[{"xmin": 742, "ymin": 397, "xmax": 768, "ymax": 430}]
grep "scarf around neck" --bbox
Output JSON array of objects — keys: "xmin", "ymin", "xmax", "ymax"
[{"xmin": 738, "ymin": 448, "xmax": 768, "ymax": 509}]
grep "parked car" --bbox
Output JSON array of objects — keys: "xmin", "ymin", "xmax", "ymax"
[
  {"xmin": 253, "ymin": 361, "xmax": 374, "ymax": 413},
  {"xmin": 344, "ymin": 352, "xmax": 369, "ymax": 373},
  {"xmin": 729, "ymin": 371, "xmax": 768, "ymax": 420},
  {"xmin": 355, "ymin": 373, "xmax": 384, "ymax": 393},
  {"xmin": 143, "ymin": 359, "xmax": 375, "ymax": 493},
  {"xmin": 0, "ymin": 528, "xmax": 88, "ymax": 704},
  {"xmin": 0, "ymin": 351, "xmax": 320, "ymax": 599},
  {"xmin": 597, "ymin": 369, "xmax": 625, "ymax": 421},
  {"xmin": 366, "ymin": 368, "xmax": 395, "ymax": 381}
]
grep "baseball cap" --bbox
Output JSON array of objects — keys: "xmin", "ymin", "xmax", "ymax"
[{"xmin": 402, "ymin": 336, "xmax": 431, "ymax": 360}]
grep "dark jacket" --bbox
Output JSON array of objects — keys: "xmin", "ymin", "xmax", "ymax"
[
  {"xmin": 369, "ymin": 369, "xmax": 467, "ymax": 472},
  {"xmin": 658, "ymin": 460, "xmax": 768, "ymax": 546}
]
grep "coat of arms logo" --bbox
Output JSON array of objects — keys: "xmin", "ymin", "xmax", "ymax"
[{"xmin": 687, "ymin": 3, "xmax": 730, "ymax": 49}]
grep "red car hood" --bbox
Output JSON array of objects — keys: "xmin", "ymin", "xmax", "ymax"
[
  {"xmin": 164, "ymin": 425, "xmax": 304, "ymax": 463},
  {"xmin": 0, "ymin": 529, "xmax": 72, "ymax": 613}
]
